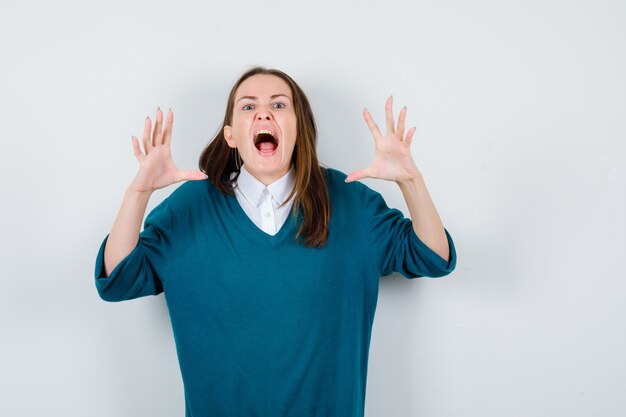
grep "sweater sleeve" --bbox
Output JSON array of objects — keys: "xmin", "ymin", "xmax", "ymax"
[
  {"xmin": 361, "ymin": 185, "xmax": 457, "ymax": 278},
  {"xmin": 94, "ymin": 199, "xmax": 173, "ymax": 302}
]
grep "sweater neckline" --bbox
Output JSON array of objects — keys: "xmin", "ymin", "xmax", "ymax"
[{"xmin": 222, "ymin": 189, "xmax": 299, "ymax": 246}]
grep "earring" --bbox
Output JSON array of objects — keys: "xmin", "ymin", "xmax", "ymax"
[{"xmin": 234, "ymin": 148, "xmax": 241, "ymax": 171}]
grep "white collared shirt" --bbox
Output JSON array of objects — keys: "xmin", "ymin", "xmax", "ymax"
[{"xmin": 233, "ymin": 165, "xmax": 296, "ymax": 235}]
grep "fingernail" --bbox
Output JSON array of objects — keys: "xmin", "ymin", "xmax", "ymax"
[
  {"xmin": 157, "ymin": 106, "xmax": 161, "ymax": 113},
  {"xmin": 403, "ymin": 106, "xmax": 407, "ymax": 110}
]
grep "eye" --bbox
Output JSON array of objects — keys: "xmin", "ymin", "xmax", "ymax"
[
  {"xmin": 242, "ymin": 104, "xmax": 253, "ymax": 111},
  {"xmin": 274, "ymin": 102, "xmax": 286, "ymax": 109}
]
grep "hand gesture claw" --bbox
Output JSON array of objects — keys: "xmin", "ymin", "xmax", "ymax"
[
  {"xmin": 345, "ymin": 95, "xmax": 421, "ymax": 184},
  {"xmin": 129, "ymin": 108, "xmax": 208, "ymax": 194}
]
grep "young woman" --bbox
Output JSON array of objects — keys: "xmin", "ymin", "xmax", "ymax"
[{"xmin": 95, "ymin": 66, "xmax": 457, "ymax": 417}]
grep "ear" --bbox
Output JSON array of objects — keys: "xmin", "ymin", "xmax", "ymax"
[{"xmin": 223, "ymin": 125, "xmax": 237, "ymax": 148}]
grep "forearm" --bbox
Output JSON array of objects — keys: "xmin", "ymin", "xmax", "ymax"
[
  {"xmin": 103, "ymin": 187, "xmax": 153, "ymax": 276},
  {"xmin": 397, "ymin": 173, "xmax": 450, "ymax": 262}
]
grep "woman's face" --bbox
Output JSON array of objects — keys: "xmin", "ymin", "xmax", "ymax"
[{"xmin": 224, "ymin": 74, "xmax": 297, "ymax": 185}]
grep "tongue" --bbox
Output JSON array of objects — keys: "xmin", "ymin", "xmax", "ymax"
[{"xmin": 259, "ymin": 142, "xmax": 276, "ymax": 152}]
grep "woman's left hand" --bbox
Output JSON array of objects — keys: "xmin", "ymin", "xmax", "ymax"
[{"xmin": 345, "ymin": 95, "xmax": 421, "ymax": 184}]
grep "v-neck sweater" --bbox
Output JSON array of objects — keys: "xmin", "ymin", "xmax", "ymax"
[{"xmin": 94, "ymin": 167, "xmax": 457, "ymax": 417}]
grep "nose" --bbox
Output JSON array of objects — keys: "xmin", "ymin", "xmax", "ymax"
[{"xmin": 256, "ymin": 107, "xmax": 273, "ymax": 120}]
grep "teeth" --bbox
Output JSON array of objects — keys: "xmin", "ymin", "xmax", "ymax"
[{"xmin": 255, "ymin": 129, "xmax": 275, "ymax": 137}]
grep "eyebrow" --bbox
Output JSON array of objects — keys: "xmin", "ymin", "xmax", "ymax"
[{"xmin": 236, "ymin": 94, "xmax": 291, "ymax": 103}]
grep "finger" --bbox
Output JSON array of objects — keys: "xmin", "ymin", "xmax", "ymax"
[
  {"xmin": 153, "ymin": 107, "xmax": 164, "ymax": 146},
  {"xmin": 131, "ymin": 136, "xmax": 145, "ymax": 162},
  {"xmin": 162, "ymin": 108, "xmax": 174, "ymax": 146},
  {"xmin": 385, "ymin": 95, "xmax": 394, "ymax": 136},
  {"xmin": 405, "ymin": 126, "xmax": 417, "ymax": 146},
  {"xmin": 397, "ymin": 106, "xmax": 407, "ymax": 140},
  {"xmin": 175, "ymin": 169, "xmax": 209, "ymax": 182},
  {"xmin": 345, "ymin": 168, "xmax": 370, "ymax": 183},
  {"xmin": 142, "ymin": 116, "xmax": 153, "ymax": 153},
  {"xmin": 363, "ymin": 108, "xmax": 382, "ymax": 141}
]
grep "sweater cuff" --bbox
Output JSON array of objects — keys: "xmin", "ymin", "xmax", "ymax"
[
  {"xmin": 94, "ymin": 234, "xmax": 145, "ymax": 301},
  {"xmin": 408, "ymin": 227, "xmax": 457, "ymax": 277}
]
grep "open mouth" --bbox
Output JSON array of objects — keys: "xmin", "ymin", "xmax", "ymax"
[{"xmin": 254, "ymin": 130, "xmax": 279, "ymax": 153}]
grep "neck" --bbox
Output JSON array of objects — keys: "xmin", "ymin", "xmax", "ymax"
[{"xmin": 242, "ymin": 165, "xmax": 291, "ymax": 186}]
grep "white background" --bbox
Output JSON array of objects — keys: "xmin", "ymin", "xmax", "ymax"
[{"xmin": 1, "ymin": 0, "xmax": 624, "ymax": 416}]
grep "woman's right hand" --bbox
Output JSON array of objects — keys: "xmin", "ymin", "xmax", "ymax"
[{"xmin": 129, "ymin": 107, "xmax": 207, "ymax": 194}]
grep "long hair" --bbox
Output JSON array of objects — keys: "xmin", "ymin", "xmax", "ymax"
[{"xmin": 199, "ymin": 66, "xmax": 330, "ymax": 248}]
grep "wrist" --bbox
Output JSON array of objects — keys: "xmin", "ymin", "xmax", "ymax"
[
  {"xmin": 125, "ymin": 186, "xmax": 153, "ymax": 200},
  {"xmin": 396, "ymin": 171, "xmax": 424, "ymax": 189}
]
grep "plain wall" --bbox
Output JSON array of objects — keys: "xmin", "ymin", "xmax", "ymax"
[{"xmin": 1, "ymin": 0, "xmax": 624, "ymax": 416}]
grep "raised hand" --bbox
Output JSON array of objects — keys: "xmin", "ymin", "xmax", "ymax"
[
  {"xmin": 345, "ymin": 96, "xmax": 421, "ymax": 184},
  {"xmin": 129, "ymin": 108, "xmax": 207, "ymax": 194}
]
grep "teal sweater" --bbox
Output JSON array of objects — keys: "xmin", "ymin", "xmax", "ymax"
[{"xmin": 95, "ymin": 168, "xmax": 457, "ymax": 417}]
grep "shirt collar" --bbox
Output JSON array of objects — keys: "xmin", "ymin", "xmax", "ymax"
[{"xmin": 236, "ymin": 165, "xmax": 296, "ymax": 207}]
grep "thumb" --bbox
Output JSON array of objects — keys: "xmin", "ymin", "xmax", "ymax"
[
  {"xmin": 179, "ymin": 170, "xmax": 209, "ymax": 181},
  {"xmin": 345, "ymin": 169, "xmax": 369, "ymax": 183}
]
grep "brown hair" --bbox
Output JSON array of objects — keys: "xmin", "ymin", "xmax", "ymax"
[{"xmin": 199, "ymin": 66, "xmax": 330, "ymax": 248}]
